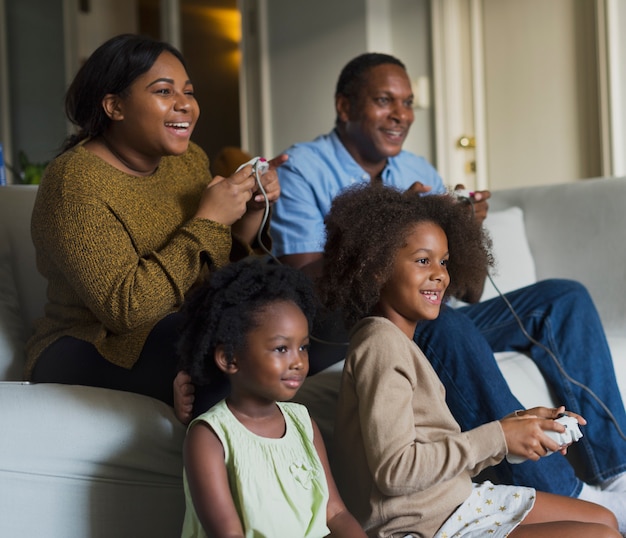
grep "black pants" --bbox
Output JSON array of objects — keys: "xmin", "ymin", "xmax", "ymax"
[{"xmin": 31, "ymin": 312, "xmax": 228, "ymax": 413}]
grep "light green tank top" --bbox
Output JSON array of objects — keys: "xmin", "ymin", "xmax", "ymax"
[{"xmin": 181, "ymin": 400, "xmax": 330, "ymax": 537}]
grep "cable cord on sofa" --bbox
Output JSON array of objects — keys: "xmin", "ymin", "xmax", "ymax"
[
  {"xmin": 460, "ymin": 193, "xmax": 626, "ymax": 442},
  {"xmin": 486, "ymin": 272, "xmax": 626, "ymax": 442}
]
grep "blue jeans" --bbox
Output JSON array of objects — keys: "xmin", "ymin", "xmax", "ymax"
[{"xmin": 414, "ymin": 279, "xmax": 626, "ymax": 497}]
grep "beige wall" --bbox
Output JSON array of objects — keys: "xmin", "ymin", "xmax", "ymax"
[
  {"xmin": 261, "ymin": 0, "xmax": 434, "ymax": 160},
  {"xmin": 482, "ymin": 0, "xmax": 601, "ymax": 189},
  {"xmin": 76, "ymin": 0, "xmax": 138, "ymax": 65}
]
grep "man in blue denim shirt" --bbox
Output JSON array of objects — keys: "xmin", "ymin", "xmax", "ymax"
[{"xmin": 271, "ymin": 52, "xmax": 626, "ymax": 530}]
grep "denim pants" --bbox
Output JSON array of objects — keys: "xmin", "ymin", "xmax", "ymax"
[{"xmin": 414, "ymin": 279, "xmax": 626, "ymax": 496}]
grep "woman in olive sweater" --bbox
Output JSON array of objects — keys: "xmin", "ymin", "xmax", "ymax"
[{"xmin": 26, "ymin": 34, "xmax": 281, "ymax": 411}]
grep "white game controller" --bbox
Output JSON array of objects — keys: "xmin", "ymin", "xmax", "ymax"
[
  {"xmin": 506, "ymin": 414, "xmax": 583, "ymax": 464},
  {"xmin": 236, "ymin": 156, "xmax": 269, "ymax": 176},
  {"xmin": 450, "ymin": 188, "xmax": 474, "ymax": 201}
]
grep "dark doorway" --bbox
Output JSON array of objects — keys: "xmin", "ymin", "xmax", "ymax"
[{"xmin": 138, "ymin": 0, "xmax": 241, "ymax": 165}]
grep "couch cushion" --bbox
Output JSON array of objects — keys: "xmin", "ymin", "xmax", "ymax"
[
  {"xmin": 0, "ymin": 185, "xmax": 45, "ymax": 329},
  {"xmin": 293, "ymin": 361, "xmax": 344, "ymax": 448},
  {"xmin": 488, "ymin": 177, "xmax": 626, "ymax": 333},
  {"xmin": 481, "ymin": 206, "xmax": 537, "ymax": 301},
  {"xmin": 0, "ymin": 382, "xmax": 186, "ymax": 537},
  {"xmin": 0, "ymin": 232, "xmax": 27, "ymax": 381}
]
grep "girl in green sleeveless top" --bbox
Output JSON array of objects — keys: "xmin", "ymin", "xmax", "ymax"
[{"xmin": 177, "ymin": 258, "xmax": 365, "ymax": 538}]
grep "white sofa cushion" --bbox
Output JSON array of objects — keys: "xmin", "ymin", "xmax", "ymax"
[
  {"xmin": 481, "ymin": 206, "xmax": 537, "ymax": 301},
  {"xmin": 0, "ymin": 233, "xmax": 26, "ymax": 381},
  {"xmin": 0, "ymin": 382, "xmax": 186, "ymax": 538}
]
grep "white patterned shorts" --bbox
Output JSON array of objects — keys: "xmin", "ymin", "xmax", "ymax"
[{"xmin": 430, "ymin": 480, "xmax": 536, "ymax": 537}]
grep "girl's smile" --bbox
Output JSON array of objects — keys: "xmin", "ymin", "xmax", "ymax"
[{"xmin": 420, "ymin": 289, "xmax": 444, "ymax": 305}]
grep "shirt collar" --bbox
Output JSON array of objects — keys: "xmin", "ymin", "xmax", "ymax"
[{"xmin": 330, "ymin": 128, "xmax": 397, "ymax": 183}]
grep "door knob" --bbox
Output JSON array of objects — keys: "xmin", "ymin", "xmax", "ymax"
[{"xmin": 457, "ymin": 136, "xmax": 476, "ymax": 149}]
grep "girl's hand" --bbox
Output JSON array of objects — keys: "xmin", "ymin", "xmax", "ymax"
[
  {"xmin": 311, "ymin": 420, "xmax": 367, "ymax": 538},
  {"xmin": 500, "ymin": 410, "xmax": 580, "ymax": 461},
  {"xmin": 508, "ymin": 405, "xmax": 586, "ymax": 426},
  {"xmin": 195, "ymin": 167, "xmax": 257, "ymax": 224},
  {"xmin": 505, "ymin": 406, "xmax": 586, "ymax": 457}
]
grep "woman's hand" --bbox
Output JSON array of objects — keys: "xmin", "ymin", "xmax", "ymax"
[
  {"xmin": 194, "ymin": 166, "xmax": 257, "ymax": 225},
  {"xmin": 231, "ymin": 154, "xmax": 287, "ymax": 245},
  {"xmin": 173, "ymin": 371, "xmax": 195, "ymax": 425},
  {"xmin": 246, "ymin": 155, "xmax": 284, "ymax": 212}
]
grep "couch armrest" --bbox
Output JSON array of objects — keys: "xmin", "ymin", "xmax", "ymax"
[
  {"xmin": 489, "ymin": 176, "xmax": 626, "ymax": 334},
  {"xmin": 0, "ymin": 382, "xmax": 186, "ymax": 537}
]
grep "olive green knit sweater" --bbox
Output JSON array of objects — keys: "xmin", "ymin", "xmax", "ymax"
[{"xmin": 25, "ymin": 141, "xmax": 235, "ymax": 378}]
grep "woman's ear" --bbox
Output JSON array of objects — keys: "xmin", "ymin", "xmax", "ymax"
[
  {"xmin": 215, "ymin": 345, "xmax": 238, "ymax": 375},
  {"xmin": 102, "ymin": 93, "xmax": 124, "ymax": 121}
]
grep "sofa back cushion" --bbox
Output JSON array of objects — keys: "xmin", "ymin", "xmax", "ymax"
[
  {"xmin": 0, "ymin": 231, "xmax": 27, "ymax": 380},
  {"xmin": 0, "ymin": 186, "xmax": 45, "ymax": 327},
  {"xmin": 0, "ymin": 185, "xmax": 44, "ymax": 380},
  {"xmin": 489, "ymin": 176, "xmax": 626, "ymax": 334},
  {"xmin": 481, "ymin": 206, "xmax": 537, "ymax": 301}
]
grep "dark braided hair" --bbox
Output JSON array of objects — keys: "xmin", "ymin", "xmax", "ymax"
[
  {"xmin": 318, "ymin": 184, "xmax": 493, "ymax": 328},
  {"xmin": 177, "ymin": 258, "xmax": 317, "ymax": 385}
]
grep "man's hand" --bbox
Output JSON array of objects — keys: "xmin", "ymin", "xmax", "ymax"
[
  {"xmin": 267, "ymin": 153, "xmax": 289, "ymax": 169},
  {"xmin": 454, "ymin": 183, "xmax": 490, "ymax": 223},
  {"xmin": 406, "ymin": 181, "xmax": 432, "ymax": 195},
  {"xmin": 472, "ymin": 190, "xmax": 491, "ymax": 223}
]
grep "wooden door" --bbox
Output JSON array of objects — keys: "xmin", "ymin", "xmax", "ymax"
[{"xmin": 432, "ymin": 0, "xmax": 607, "ymax": 191}]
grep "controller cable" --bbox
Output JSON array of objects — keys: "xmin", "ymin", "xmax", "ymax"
[
  {"xmin": 247, "ymin": 160, "xmax": 345, "ymax": 347},
  {"xmin": 247, "ymin": 160, "xmax": 275, "ymax": 262},
  {"xmin": 460, "ymin": 193, "xmax": 626, "ymax": 442}
]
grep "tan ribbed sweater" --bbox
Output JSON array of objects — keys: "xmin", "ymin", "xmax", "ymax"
[
  {"xmin": 25, "ymin": 141, "xmax": 235, "ymax": 377},
  {"xmin": 333, "ymin": 317, "xmax": 507, "ymax": 538}
]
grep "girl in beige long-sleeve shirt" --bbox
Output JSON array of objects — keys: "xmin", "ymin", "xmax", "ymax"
[{"xmin": 318, "ymin": 184, "xmax": 619, "ymax": 538}]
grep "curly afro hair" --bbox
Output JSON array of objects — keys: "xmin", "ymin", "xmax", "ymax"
[
  {"xmin": 317, "ymin": 184, "xmax": 493, "ymax": 328},
  {"xmin": 177, "ymin": 258, "xmax": 317, "ymax": 385}
]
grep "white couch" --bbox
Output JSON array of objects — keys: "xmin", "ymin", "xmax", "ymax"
[
  {"xmin": 0, "ymin": 186, "xmax": 187, "ymax": 538},
  {"xmin": 1, "ymin": 178, "xmax": 625, "ymax": 536}
]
